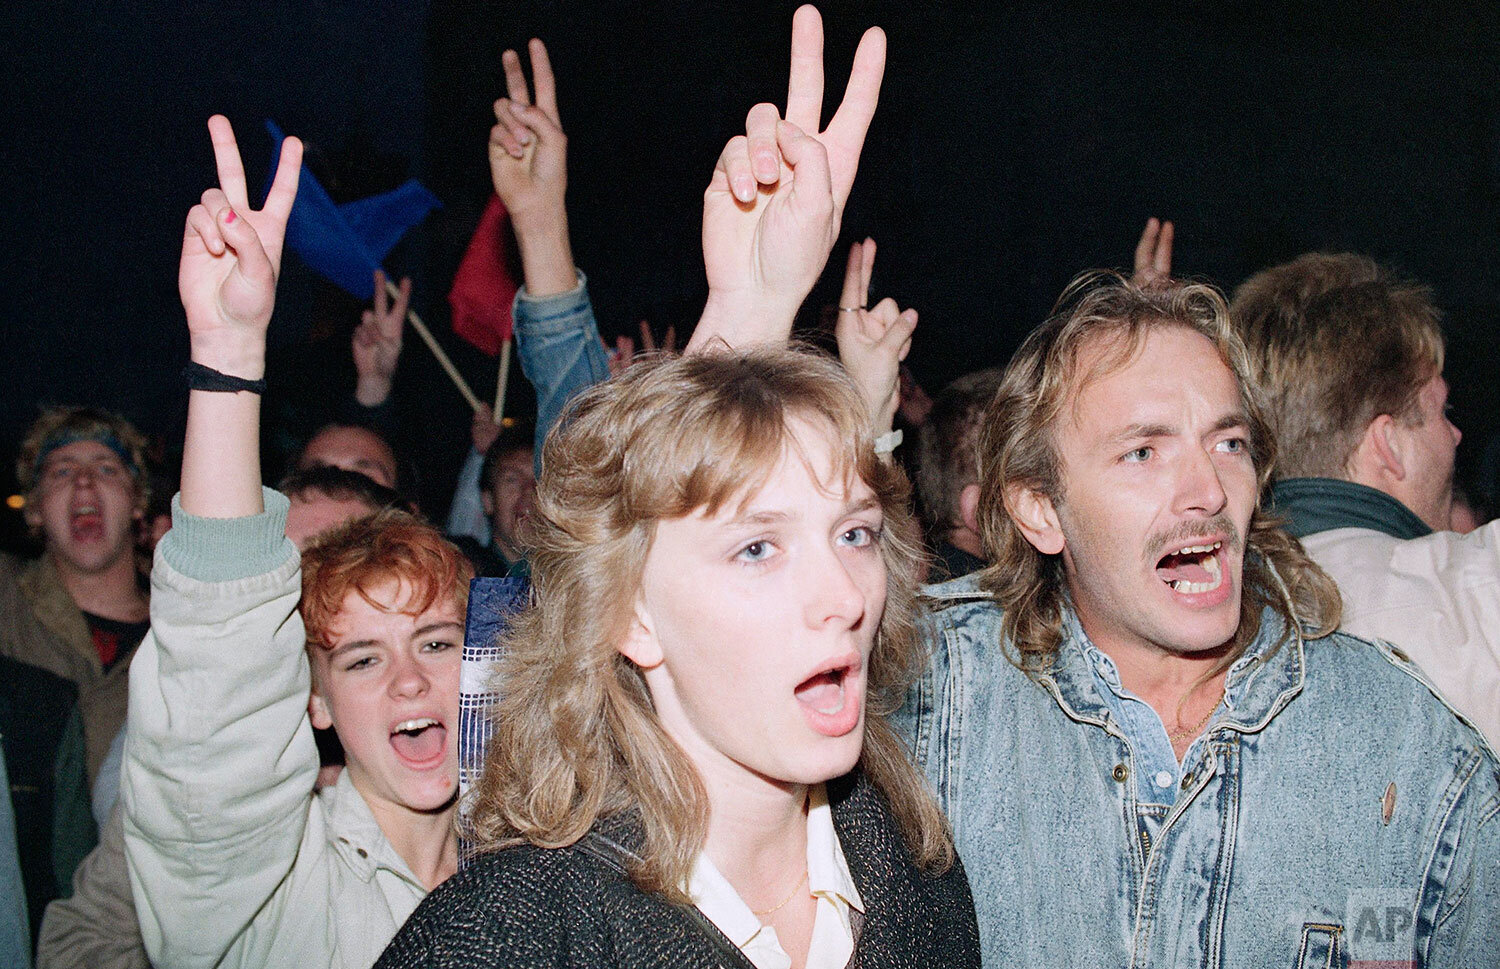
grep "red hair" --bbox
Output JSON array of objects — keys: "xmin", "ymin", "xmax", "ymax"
[{"xmin": 299, "ymin": 509, "xmax": 473, "ymax": 648}]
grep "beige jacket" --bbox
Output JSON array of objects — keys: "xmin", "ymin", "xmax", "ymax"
[
  {"xmin": 122, "ymin": 493, "xmax": 429, "ymax": 969},
  {"xmin": 37, "ymin": 805, "xmax": 149, "ymax": 969},
  {"xmin": 1302, "ymin": 521, "xmax": 1500, "ymax": 746},
  {"xmin": 0, "ymin": 553, "xmax": 136, "ymax": 784}
]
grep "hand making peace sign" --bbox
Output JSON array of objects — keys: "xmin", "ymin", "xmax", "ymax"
[
  {"xmin": 178, "ymin": 115, "xmax": 302, "ymax": 377},
  {"xmin": 834, "ymin": 237, "xmax": 917, "ymax": 433},
  {"xmin": 691, "ymin": 5, "xmax": 887, "ymax": 350}
]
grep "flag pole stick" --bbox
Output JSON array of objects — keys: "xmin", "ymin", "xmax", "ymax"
[
  {"xmin": 385, "ymin": 278, "xmax": 482, "ymax": 413},
  {"xmin": 493, "ymin": 337, "xmax": 512, "ymax": 424}
]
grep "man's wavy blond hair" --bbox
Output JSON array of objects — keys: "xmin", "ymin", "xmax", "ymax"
[
  {"xmin": 977, "ymin": 272, "xmax": 1341, "ymax": 670},
  {"xmin": 467, "ymin": 346, "xmax": 953, "ymax": 901}
]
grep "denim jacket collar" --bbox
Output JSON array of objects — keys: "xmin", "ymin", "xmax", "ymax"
[{"xmin": 1042, "ymin": 605, "xmax": 1306, "ymax": 737}]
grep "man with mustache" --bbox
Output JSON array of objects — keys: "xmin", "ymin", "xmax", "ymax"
[{"xmin": 897, "ymin": 274, "xmax": 1500, "ymax": 966}]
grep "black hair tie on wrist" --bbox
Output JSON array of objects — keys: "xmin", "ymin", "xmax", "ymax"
[{"xmin": 183, "ymin": 361, "xmax": 267, "ymax": 395}]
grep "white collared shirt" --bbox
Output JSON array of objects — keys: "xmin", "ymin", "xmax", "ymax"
[{"xmin": 687, "ymin": 784, "xmax": 864, "ymax": 969}]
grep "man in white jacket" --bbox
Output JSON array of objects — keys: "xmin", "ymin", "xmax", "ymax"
[{"xmin": 1232, "ymin": 252, "xmax": 1499, "ymax": 745}]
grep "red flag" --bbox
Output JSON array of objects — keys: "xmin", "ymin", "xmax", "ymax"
[{"xmin": 448, "ymin": 195, "xmax": 520, "ymax": 355}]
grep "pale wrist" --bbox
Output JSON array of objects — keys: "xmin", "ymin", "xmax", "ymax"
[
  {"xmin": 515, "ymin": 214, "xmax": 577, "ymax": 298},
  {"xmin": 690, "ymin": 289, "xmax": 800, "ymax": 352},
  {"xmin": 873, "ymin": 393, "xmax": 899, "ymax": 434},
  {"xmin": 188, "ymin": 331, "xmax": 267, "ymax": 381},
  {"xmin": 354, "ymin": 374, "xmax": 393, "ymax": 407}
]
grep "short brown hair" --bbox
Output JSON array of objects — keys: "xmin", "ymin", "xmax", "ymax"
[
  {"xmin": 977, "ymin": 272, "xmax": 1340, "ymax": 670},
  {"xmin": 300, "ymin": 509, "xmax": 473, "ymax": 649},
  {"xmin": 17, "ymin": 406, "xmax": 150, "ymax": 509},
  {"xmin": 1230, "ymin": 253, "xmax": 1444, "ymax": 479},
  {"xmin": 468, "ymin": 346, "xmax": 953, "ymax": 901},
  {"xmin": 914, "ymin": 368, "xmax": 1004, "ymax": 533}
]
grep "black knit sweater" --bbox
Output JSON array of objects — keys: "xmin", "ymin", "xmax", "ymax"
[{"xmin": 375, "ymin": 771, "xmax": 980, "ymax": 968}]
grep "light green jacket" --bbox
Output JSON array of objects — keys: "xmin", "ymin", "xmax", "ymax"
[{"xmin": 122, "ymin": 490, "xmax": 429, "ymax": 969}]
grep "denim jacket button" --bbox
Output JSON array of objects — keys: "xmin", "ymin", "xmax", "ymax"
[
  {"xmin": 1112, "ymin": 763, "xmax": 1129, "ymax": 782},
  {"xmin": 1180, "ymin": 772, "xmax": 1194, "ymax": 789}
]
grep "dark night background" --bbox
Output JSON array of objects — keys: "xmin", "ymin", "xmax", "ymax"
[{"xmin": 4, "ymin": 0, "xmax": 1500, "ymax": 545}]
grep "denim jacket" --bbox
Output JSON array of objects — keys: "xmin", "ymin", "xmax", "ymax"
[
  {"xmin": 447, "ymin": 272, "xmax": 611, "ymax": 547},
  {"xmin": 512, "ymin": 271, "xmax": 610, "ymax": 469},
  {"xmin": 895, "ymin": 573, "xmax": 1500, "ymax": 968}
]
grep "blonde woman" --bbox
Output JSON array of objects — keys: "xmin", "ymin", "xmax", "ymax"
[{"xmin": 379, "ymin": 346, "xmax": 977, "ymax": 968}]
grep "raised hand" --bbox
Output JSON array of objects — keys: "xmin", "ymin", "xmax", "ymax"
[
  {"xmin": 691, "ymin": 5, "xmax": 886, "ymax": 350},
  {"xmin": 353, "ymin": 270, "xmax": 410, "ymax": 406},
  {"xmin": 604, "ymin": 333, "xmax": 635, "ymax": 379},
  {"xmin": 638, "ymin": 320, "xmax": 676, "ymax": 355},
  {"xmin": 1132, "ymin": 217, "xmax": 1174, "ymax": 289},
  {"xmin": 179, "ymin": 115, "xmax": 301, "ymax": 377},
  {"xmin": 489, "ymin": 38, "xmax": 576, "ymax": 297},
  {"xmin": 834, "ymin": 238, "xmax": 916, "ymax": 433},
  {"xmin": 489, "ymin": 38, "xmax": 566, "ymax": 222},
  {"xmin": 471, "ymin": 404, "xmax": 502, "ymax": 454},
  {"xmin": 178, "ymin": 115, "xmax": 300, "ymax": 518}
]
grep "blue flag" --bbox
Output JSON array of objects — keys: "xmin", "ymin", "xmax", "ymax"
[{"xmin": 265, "ymin": 120, "xmax": 441, "ymax": 301}]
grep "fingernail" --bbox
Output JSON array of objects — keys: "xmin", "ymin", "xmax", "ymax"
[
  {"xmin": 733, "ymin": 176, "xmax": 754, "ymax": 201},
  {"xmin": 223, "ymin": 209, "xmax": 236, "ymax": 224}
]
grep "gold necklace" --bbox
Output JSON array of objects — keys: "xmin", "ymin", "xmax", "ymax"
[
  {"xmin": 751, "ymin": 869, "xmax": 808, "ymax": 917},
  {"xmin": 1166, "ymin": 690, "xmax": 1223, "ymax": 744}
]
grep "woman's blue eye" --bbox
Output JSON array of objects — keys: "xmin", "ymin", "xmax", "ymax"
[
  {"xmin": 1216, "ymin": 437, "xmax": 1247, "ymax": 455},
  {"xmin": 737, "ymin": 541, "xmax": 772, "ymax": 562},
  {"xmin": 1124, "ymin": 446, "xmax": 1152, "ymax": 463},
  {"xmin": 839, "ymin": 526, "xmax": 876, "ymax": 548}
]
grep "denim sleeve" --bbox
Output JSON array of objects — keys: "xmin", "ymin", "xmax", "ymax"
[
  {"xmin": 1423, "ymin": 750, "xmax": 1500, "ymax": 966},
  {"xmin": 513, "ymin": 271, "xmax": 611, "ymax": 474}
]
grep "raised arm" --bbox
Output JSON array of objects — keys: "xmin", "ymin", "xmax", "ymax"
[
  {"xmin": 490, "ymin": 38, "xmax": 576, "ymax": 298},
  {"xmin": 689, "ymin": 5, "xmax": 887, "ymax": 352},
  {"xmin": 178, "ymin": 114, "xmax": 301, "ymax": 517},
  {"xmin": 491, "ymin": 38, "xmax": 611, "ymax": 458},
  {"xmin": 833, "ymin": 237, "xmax": 917, "ymax": 440},
  {"xmin": 125, "ymin": 117, "xmax": 320, "ymax": 969}
]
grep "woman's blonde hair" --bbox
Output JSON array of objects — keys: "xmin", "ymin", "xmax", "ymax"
[
  {"xmin": 977, "ymin": 272, "xmax": 1342, "ymax": 672},
  {"xmin": 468, "ymin": 346, "xmax": 953, "ymax": 900}
]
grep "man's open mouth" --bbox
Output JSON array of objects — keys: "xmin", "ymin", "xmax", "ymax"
[
  {"xmin": 70, "ymin": 505, "xmax": 103, "ymax": 540},
  {"xmin": 1155, "ymin": 541, "xmax": 1224, "ymax": 594}
]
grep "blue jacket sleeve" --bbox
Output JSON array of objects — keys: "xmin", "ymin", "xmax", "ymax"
[{"xmin": 512, "ymin": 271, "xmax": 610, "ymax": 473}]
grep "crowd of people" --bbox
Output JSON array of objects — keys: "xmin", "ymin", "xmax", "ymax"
[{"xmin": 3, "ymin": 6, "xmax": 1498, "ymax": 968}]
